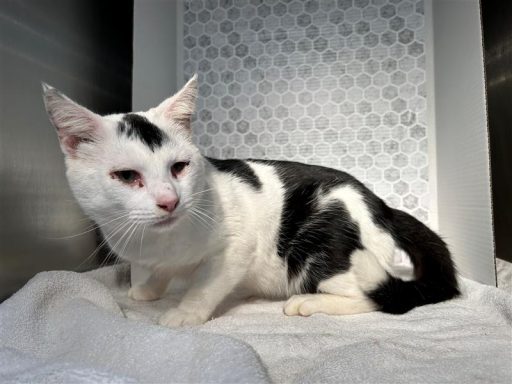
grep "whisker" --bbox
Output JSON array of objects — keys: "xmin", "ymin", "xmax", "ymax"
[
  {"xmin": 188, "ymin": 209, "xmax": 210, "ymax": 229},
  {"xmin": 101, "ymin": 221, "xmax": 137, "ymax": 268},
  {"xmin": 48, "ymin": 212, "xmax": 132, "ymax": 240},
  {"xmin": 191, "ymin": 206, "xmax": 217, "ymax": 224},
  {"xmin": 95, "ymin": 219, "xmax": 134, "ymax": 268},
  {"xmin": 186, "ymin": 212, "xmax": 213, "ymax": 233},
  {"xmin": 74, "ymin": 218, "xmax": 132, "ymax": 270},
  {"xmin": 188, "ymin": 187, "xmax": 214, "ymax": 198},
  {"xmin": 192, "ymin": 200, "xmax": 216, "ymax": 208},
  {"xmin": 191, "ymin": 215, "xmax": 216, "ymax": 229},
  {"xmin": 119, "ymin": 222, "xmax": 140, "ymax": 261},
  {"xmin": 139, "ymin": 224, "xmax": 147, "ymax": 260},
  {"xmin": 192, "ymin": 196, "xmax": 216, "ymax": 204},
  {"xmin": 75, "ymin": 208, "xmax": 132, "ymax": 225},
  {"xmin": 189, "ymin": 209, "xmax": 215, "ymax": 231}
]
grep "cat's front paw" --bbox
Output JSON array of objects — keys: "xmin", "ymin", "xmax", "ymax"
[
  {"xmin": 283, "ymin": 294, "xmax": 316, "ymax": 316},
  {"xmin": 128, "ymin": 284, "xmax": 161, "ymax": 301},
  {"xmin": 158, "ymin": 308, "xmax": 207, "ymax": 327}
]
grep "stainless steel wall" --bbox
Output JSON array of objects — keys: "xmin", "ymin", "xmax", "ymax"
[
  {"xmin": 481, "ymin": 2, "xmax": 512, "ymax": 264},
  {"xmin": 0, "ymin": 0, "xmax": 133, "ymax": 300}
]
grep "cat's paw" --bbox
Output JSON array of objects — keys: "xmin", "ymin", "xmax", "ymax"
[
  {"xmin": 158, "ymin": 308, "xmax": 207, "ymax": 327},
  {"xmin": 283, "ymin": 294, "xmax": 317, "ymax": 316},
  {"xmin": 128, "ymin": 284, "xmax": 161, "ymax": 301}
]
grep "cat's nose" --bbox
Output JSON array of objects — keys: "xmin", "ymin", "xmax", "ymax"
[{"xmin": 156, "ymin": 197, "xmax": 179, "ymax": 213}]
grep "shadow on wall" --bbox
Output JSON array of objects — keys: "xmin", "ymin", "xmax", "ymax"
[{"xmin": 0, "ymin": 0, "xmax": 133, "ymax": 300}]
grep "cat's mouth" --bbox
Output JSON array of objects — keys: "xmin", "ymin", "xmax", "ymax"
[{"xmin": 152, "ymin": 215, "xmax": 178, "ymax": 228}]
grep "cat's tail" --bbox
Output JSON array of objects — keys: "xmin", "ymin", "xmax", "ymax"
[{"xmin": 367, "ymin": 209, "xmax": 460, "ymax": 314}]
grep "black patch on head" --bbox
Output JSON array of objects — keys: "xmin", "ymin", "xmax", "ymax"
[
  {"xmin": 118, "ymin": 114, "xmax": 168, "ymax": 151},
  {"xmin": 206, "ymin": 157, "xmax": 262, "ymax": 190}
]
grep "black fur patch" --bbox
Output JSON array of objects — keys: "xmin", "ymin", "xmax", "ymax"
[
  {"xmin": 118, "ymin": 114, "xmax": 168, "ymax": 151},
  {"xmin": 367, "ymin": 209, "xmax": 460, "ymax": 314},
  {"xmin": 250, "ymin": 160, "xmax": 365, "ymax": 291},
  {"xmin": 211, "ymin": 157, "xmax": 459, "ymax": 312},
  {"xmin": 207, "ymin": 158, "xmax": 262, "ymax": 190},
  {"xmin": 288, "ymin": 201, "xmax": 362, "ymax": 293}
]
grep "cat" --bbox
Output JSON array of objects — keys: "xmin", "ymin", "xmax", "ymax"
[{"xmin": 42, "ymin": 75, "xmax": 459, "ymax": 327}]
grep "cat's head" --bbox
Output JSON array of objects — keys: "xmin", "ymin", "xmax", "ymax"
[{"xmin": 42, "ymin": 76, "xmax": 207, "ymax": 232}]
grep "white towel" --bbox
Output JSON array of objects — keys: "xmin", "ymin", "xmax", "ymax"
[{"xmin": 1, "ymin": 264, "xmax": 511, "ymax": 383}]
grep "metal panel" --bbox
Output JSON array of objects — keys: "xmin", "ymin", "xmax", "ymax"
[
  {"xmin": 0, "ymin": 0, "xmax": 132, "ymax": 300},
  {"xmin": 431, "ymin": 0, "xmax": 495, "ymax": 285},
  {"xmin": 481, "ymin": 2, "xmax": 512, "ymax": 264}
]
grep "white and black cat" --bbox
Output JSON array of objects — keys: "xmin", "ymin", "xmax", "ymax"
[{"xmin": 42, "ymin": 76, "xmax": 459, "ymax": 327}]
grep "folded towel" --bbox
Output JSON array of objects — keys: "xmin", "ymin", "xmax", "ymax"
[
  {"xmin": 1, "ymin": 264, "xmax": 511, "ymax": 383},
  {"xmin": 0, "ymin": 266, "xmax": 269, "ymax": 383}
]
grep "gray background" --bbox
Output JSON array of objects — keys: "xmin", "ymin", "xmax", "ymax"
[{"xmin": 132, "ymin": 0, "xmax": 182, "ymax": 111}]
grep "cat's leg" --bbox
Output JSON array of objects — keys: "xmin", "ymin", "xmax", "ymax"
[
  {"xmin": 128, "ymin": 267, "xmax": 172, "ymax": 301},
  {"xmin": 284, "ymin": 250, "xmax": 385, "ymax": 316},
  {"xmin": 284, "ymin": 293, "xmax": 375, "ymax": 316},
  {"xmin": 158, "ymin": 249, "xmax": 247, "ymax": 327},
  {"xmin": 283, "ymin": 271, "xmax": 376, "ymax": 316},
  {"xmin": 283, "ymin": 294, "xmax": 316, "ymax": 315}
]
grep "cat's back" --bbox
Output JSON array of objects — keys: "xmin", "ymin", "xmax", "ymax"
[
  {"xmin": 206, "ymin": 156, "xmax": 385, "ymax": 244},
  {"xmin": 248, "ymin": 159, "xmax": 361, "ymax": 190},
  {"xmin": 207, "ymin": 157, "xmax": 363, "ymax": 190},
  {"xmin": 206, "ymin": 157, "xmax": 379, "ymax": 212},
  {"xmin": 205, "ymin": 157, "xmax": 286, "ymax": 232},
  {"xmin": 206, "ymin": 157, "xmax": 393, "ymax": 298}
]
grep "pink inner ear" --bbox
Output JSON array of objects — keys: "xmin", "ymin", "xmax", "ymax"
[
  {"xmin": 61, "ymin": 135, "xmax": 91, "ymax": 155},
  {"xmin": 63, "ymin": 136, "xmax": 81, "ymax": 153},
  {"xmin": 163, "ymin": 101, "xmax": 193, "ymax": 127}
]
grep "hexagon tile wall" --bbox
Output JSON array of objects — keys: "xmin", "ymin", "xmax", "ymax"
[{"xmin": 183, "ymin": 0, "xmax": 429, "ymax": 223}]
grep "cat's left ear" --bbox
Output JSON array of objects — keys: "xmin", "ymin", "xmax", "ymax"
[
  {"xmin": 155, "ymin": 74, "xmax": 197, "ymax": 130},
  {"xmin": 42, "ymin": 83, "xmax": 104, "ymax": 157}
]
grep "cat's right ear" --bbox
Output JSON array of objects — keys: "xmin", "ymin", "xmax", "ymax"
[
  {"xmin": 154, "ymin": 74, "xmax": 197, "ymax": 131},
  {"xmin": 42, "ymin": 83, "xmax": 103, "ymax": 157}
]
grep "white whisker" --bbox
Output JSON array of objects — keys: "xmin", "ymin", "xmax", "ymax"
[
  {"xmin": 120, "ymin": 222, "xmax": 140, "ymax": 260},
  {"xmin": 74, "ymin": 218, "xmax": 132, "ymax": 270},
  {"xmin": 188, "ymin": 209, "xmax": 214, "ymax": 231},
  {"xmin": 139, "ymin": 224, "xmax": 147, "ymax": 260},
  {"xmin": 48, "ymin": 212, "xmax": 132, "ymax": 240},
  {"xmin": 191, "ymin": 206, "xmax": 217, "ymax": 224},
  {"xmin": 188, "ymin": 187, "xmax": 214, "ymax": 198},
  {"xmin": 101, "ymin": 221, "xmax": 137, "ymax": 268}
]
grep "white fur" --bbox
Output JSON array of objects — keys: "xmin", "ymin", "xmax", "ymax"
[
  {"xmin": 284, "ymin": 293, "xmax": 375, "ymax": 316},
  {"xmin": 43, "ymin": 79, "xmax": 404, "ymax": 326}
]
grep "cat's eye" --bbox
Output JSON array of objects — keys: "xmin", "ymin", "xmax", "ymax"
[
  {"xmin": 111, "ymin": 170, "xmax": 142, "ymax": 186},
  {"xmin": 171, "ymin": 161, "xmax": 190, "ymax": 178}
]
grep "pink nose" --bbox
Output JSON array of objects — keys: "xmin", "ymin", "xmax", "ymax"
[{"xmin": 156, "ymin": 197, "xmax": 179, "ymax": 213}]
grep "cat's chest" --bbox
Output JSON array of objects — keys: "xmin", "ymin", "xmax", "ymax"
[
  {"xmin": 104, "ymin": 221, "xmax": 211, "ymax": 268},
  {"xmin": 139, "ymin": 234, "xmax": 198, "ymax": 265}
]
